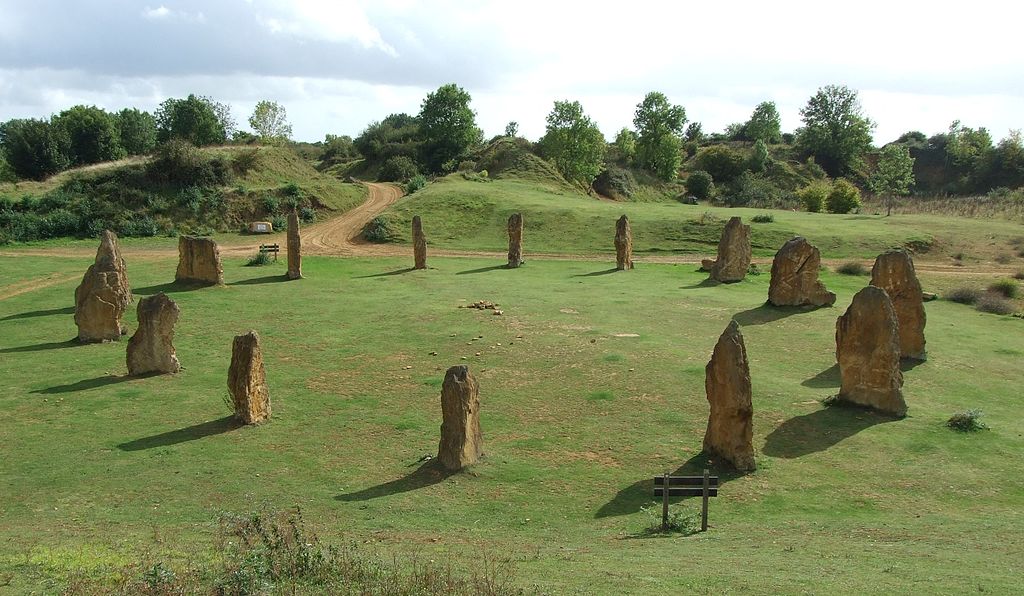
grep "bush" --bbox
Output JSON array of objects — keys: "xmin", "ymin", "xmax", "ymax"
[
  {"xmin": 281, "ymin": 181, "xmax": 302, "ymax": 197},
  {"xmin": 725, "ymin": 172, "xmax": 785, "ymax": 207},
  {"xmin": 270, "ymin": 215, "xmax": 287, "ymax": 232},
  {"xmin": 231, "ymin": 148, "xmax": 260, "ymax": 174},
  {"xmin": 593, "ymin": 166, "xmax": 637, "ymax": 200},
  {"xmin": 148, "ymin": 139, "xmax": 232, "ymax": 187},
  {"xmin": 751, "ymin": 213, "xmax": 774, "ymax": 223},
  {"xmin": 261, "ymin": 195, "xmax": 280, "ymax": 214},
  {"xmin": 685, "ymin": 170, "xmax": 714, "ymax": 200},
  {"xmin": 946, "ymin": 409, "xmax": 989, "ymax": 432},
  {"xmin": 946, "ymin": 286, "xmax": 982, "ymax": 305},
  {"xmin": 363, "ymin": 215, "xmax": 397, "ymax": 242},
  {"xmin": 836, "ymin": 261, "xmax": 869, "ymax": 276},
  {"xmin": 826, "ymin": 179, "xmax": 861, "ymax": 214},
  {"xmin": 799, "ymin": 181, "xmax": 830, "ymax": 213},
  {"xmin": 640, "ymin": 504, "xmax": 700, "ymax": 536},
  {"xmin": 246, "ymin": 250, "xmax": 271, "ymax": 266},
  {"xmin": 406, "ymin": 174, "xmax": 427, "ymax": 194},
  {"xmin": 975, "ymin": 293, "xmax": 1016, "ymax": 315},
  {"xmin": 457, "ymin": 160, "xmax": 476, "ymax": 172},
  {"xmin": 379, "ymin": 155, "xmax": 419, "ymax": 182},
  {"xmin": 987, "ymin": 278, "xmax": 1019, "ymax": 299},
  {"xmin": 694, "ymin": 145, "xmax": 746, "ymax": 183},
  {"xmin": 299, "ymin": 206, "xmax": 315, "ymax": 223}
]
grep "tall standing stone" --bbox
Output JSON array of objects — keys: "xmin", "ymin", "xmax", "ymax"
[
  {"xmin": 126, "ymin": 293, "xmax": 181, "ymax": 375},
  {"xmin": 74, "ymin": 230, "xmax": 132, "ymax": 343},
  {"xmin": 871, "ymin": 249, "xmax": 926, "ymax": 360},
  {"xmin": 412, "ymin": 215, "xmax": 427, "ymax": 270},
  {"xmin": 227, "ymin": 331, "xmax": 271, "ymax": 424},
  {"xmin": 507, "ymin": 213, "xmax": 524, "ymax": 268},
  {"xmin": 704, "ymin": 217, "xmax": 751, "ymax": 283},
  {"xmin": 835, "ymin": 286, "xmax": 907, "ymax": 417},
  {"xmin": 175, "ymin": 236, "xmax": 223, "ymax": 285},
  {"xmin": 703, "ymin": 320, "xmax": 756, "ymax": 471},
  {"xmin": 614, "ymin": 215, "xmax": 634, "ymax": 270},
  {"xmin": 437, "ymin": 365, "xmax": 483, "ymax": 471},
  {"xmin": 768, "ymin": 236, "xmax": 836, "ymax": 307},
  {"xmin": 286, "ymin": 210, "xmax": 302, "ymax": 280}
]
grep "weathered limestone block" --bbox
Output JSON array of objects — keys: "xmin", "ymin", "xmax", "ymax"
[
  {"xmin": 768, "ymin": 236, "xmax": 836, "ymax": 307},
  {"xmin": 614, "ymin": 215, "xmax": 633, "ymax": 270},
  {"xmin": 437, "ymin": 365, "xmax": 483, "ymax": 471},
  {"xmin": 871, "ymin": 249, "xmax": 926, "ymax": 360},
  {"xmin": 126, "ymin": 293, "xmax": 181, "ymax": 375},
  {"xmin": 175, "ymin": 236, "xmax": 223, "ymax": 285},
  {"xmin": 74, "ymin": 230, "xmax": 132, "ymax": 342},
  {"xmin": 507, "ymin": 213, "xmax": 524, "ymax": 268},
  {"xmin": 413, "ymin": 215, "xmax": 427, "ymax": 270},
  {"xmin": 287, "ymin": 210, "xmax": 302, "ymax": 280},
  {"xmin": 835, "ymin": 286, "xmax": 907, "ymax": 417},
  {"xmin": 227, "ymin": 331, "xmax": 271, "ymax": 424},
  {"xmin": 704, "ymin": 320, "xmax": 756, "ymax": 471},
  {"xmin": 706, "ymin": 217, "xmax": 751, "ymax": 283}
]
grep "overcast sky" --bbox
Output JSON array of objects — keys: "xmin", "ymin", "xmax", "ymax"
[{"xmin": 1, "ymin": 0, "xmax": 1021, "ymax": 144}]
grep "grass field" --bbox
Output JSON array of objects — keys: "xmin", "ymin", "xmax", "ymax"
[{"xmin": 2, "ymin": 251, "xmax": 1022, "ymax": 593}]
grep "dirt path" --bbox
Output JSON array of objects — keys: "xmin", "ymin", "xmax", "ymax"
[{"xmin": 304, "ymin": 182, "xmax": 404, "ymax": 255}]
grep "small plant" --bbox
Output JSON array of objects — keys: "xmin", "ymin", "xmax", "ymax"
[
  {"xmin": 826, "ymin": 178, "xmax": 861, "ymax": 214},
  {"xmin": 987, "ymin": 278, "xmax": 1019, "ymax": 299},
  {"xmin": 639, "ymin": 504, "xmax": 700, "ymax": 536},
  {"xmin": 994, "ymin": 253, "xmax": 1012, "ymax": 264},
  {"xmin": 246, "ymin": 251, "xmax": 270, "ymax": 267},
  {"xmin": 836, "ymin": 261, "xmax": 868, "ymax": 276},
  {"xmin": 299, "ymin": 206, "xmax": 315, "ymax": 223},
  {"xmin": 281, "ymin": 181, "xmax": 302, "ymax": 197},
  {"xmin": 406, "ymin": 174, "xmax": 427, "ymax": 194},
  {"xmin": 751, "ymin": 213, "xmax": 774, "ymax": 223},
  {"xmin": 975, "ymin": 293, "xmax": 1015, "ymax": 315},
  {"xmin": 363, "ymin": 215, "xmax": 397, "ymax": 243},
  {"xmin": 141, "ymin": 562, "xmax": 178, "ymax": 591},
  {"xmin": 946, "ymin": 286, "xmax": 981, "ymax": 305},
  {"xmin": 747, "ymin": 263, "xmax": 762, "ymax": 276},
  {"xmin": 695, "ymin": 211, "xmax": 720, "ymax": 225},
  {"xmin": 946, "ymin": 409, "xmax": 989, "ymax": 432},
  {"xmin": 270, "ymin": 215, "xmax": 287, "ymax": 232},
  {"xmin": 261, "ymin": 195, "xmax": 280, "ymax": 214}
]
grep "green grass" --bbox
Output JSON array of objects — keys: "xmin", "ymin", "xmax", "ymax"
[{"xmin": 1, "ymin": 252, "xmax": 1022, "ymax": 593}]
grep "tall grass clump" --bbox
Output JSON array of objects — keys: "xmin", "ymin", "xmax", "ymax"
[
  {"xmin": 246, "ymin": 250, "xmax": 271, "ymax": 267},
  {"xmin": 987, "ymin": 278, "xmax": 1019, "ymax": 299},
  {"xmin": 946, "ymin": 409, "xmax": 989, "ymax": 432},
  {"xmin": 945, "ymin": 287, "xmax": 982, "ymax": 305},
  {"xmin": 975, "ymin": 293, "xmax": 1015, "ymax": 315},
  {"xmin": 836, "ymin": 261, "xmax": 868, "ymax": 276}
]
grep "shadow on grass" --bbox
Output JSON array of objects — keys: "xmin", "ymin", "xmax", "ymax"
[
  {"xmin": 455, "ymin": 264, "xmax": 509, "ymax": 276},
  {"xmin": 133, "ymin": 281, "xmax": 208, "ymax": 296},
  {"xmin": 32, "ymin": 373, "xmax": 144, "ymax": 394},
  {"xmin": 595, "ymin": 452, "xmax": 745, "ymax": 519},
  {"xmin": 229, "ymin": 275, "xmax": 290, "ymax": 286},
  {"xmin": 355, "ymin": 267, "xmax": 416, "ymax": 279},
  {"xmin": 335, "ymin": 460, "xmax": 456, "ymax": 502},
  {"xmin": 801, "ymin": 363, "xmax": 840, "ymax": 388},
  {"xmin": 762, "ymin": 404, "xmax": 900, "ymax": 459},
  {"xmin": 572, "ymin": 268, "xmax": 620, "ymax": 277},
  {"xmin": 0, "ymin": 338, "xmax": 86, "ymax": 354},
  {"xmin": 680, "ymin": 277, "xmax": 719, "ymax": 289},
  {"xmin": 901, "ymin": 358, "xmax": 927, "ymax": 372},
  {"xmin": 0, "ymin": 305, "xmax": 74, "ymax": 321},
  {"xmin": 117, "ymin": 416, "xmax": 241, "ymax": 451},
  {"xmin": 733, "ymin": 302, "xmax": 828, "ymax": 326}
]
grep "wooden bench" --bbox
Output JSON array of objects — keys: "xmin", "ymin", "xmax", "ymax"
[
  {"xmin": 653, "ymin": 469, "xmax": 719, "ymax": 531},
  {"xmin": 259, "ymin": 244, "xmax": 280, "ymax": 261}
]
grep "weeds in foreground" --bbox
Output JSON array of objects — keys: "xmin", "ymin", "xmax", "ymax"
[
  {"xmin": 946, "ymin": 409, "xmax": 989, "ymax": 432},
  {"xmin": 637, "ymin": 505, "xmax": 701, "ymax": 537},
  {"xmin": 836, "ymin": 261, "xmax": 868, "ymax": 276},
  {"xmin": 245, "ymin": 250, "xmax": 271, "ymax": 267}
]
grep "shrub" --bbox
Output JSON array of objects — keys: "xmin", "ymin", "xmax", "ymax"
[
  {"xmin": 379, "ymin": 155, "xmax": 419, "ymax": 182},
  {"xmin": 299, "ymin": 206, "xmax": 315, "ymax": 223},
  {"xmin": 406, "ymin": 174, "xmax": 427, "ymax": 194},
  {"xmin": 231, "ymin": 148, "xmax": 260, "ymax": 174},
  {"xmin": 987, "ymin": 278, "xmax": 1019, "ymax": 299},
  {"xmin": 593, "ymin": 166, "xmax": 637, "ymax": 200},
  {"xmin": 148, "ymin": 139, "xmax": 232, "ymax": 187},
  {"xmin": 826, "ymin": 179, "xmax": 861, "ymax": 214},
  {"xmin": 946, "ymin": 409, "xmax": 989, "ymax": 432},
  {"xmin": 281, "ymin": 181, "xmax": 302, "ymax": 197},
  {"xmin": 799, "ymin": 181, "xmax": 830, "ymax": 213},
  {"xmin": 694, "ymin": 145, "xmax": 746, "ymax": 183},
  {"xmin": 246, "ymin": 250, "xmax": 271, "ymax": 266},
  {"xmin": 685, "ymin": 170, "xmax": 714, "ymax": 200},
  {"xmin": 946, "ymin": 286, "xmax": 981, "ymax": 305},
  {"xmin": 640, "ymin": 504, "xmax": 700, "ymax": 536},
  {"xmin": 725, "ymin": 172, "xmax": 784, "ymax": 207},
  {"xmin": 177, "ymin": 186, "xmax": 203, "ymax": 215},
  {"xmin": 836, "ymin": 261, "xmax": 868, "ymax": 276},
  {"xmin": 457, "ymin": 160, "xmax": 476, "ymax": 172},
  {"xmin": 363, "ymin": 215, "xmax": 397, "ymax": 242},
  {"xmin": 975, "ymin": 293, "xmax": 1015, "ymax": 315},
  {"xmin": 269, "ymin": 215, "xmax": 287, "ymax": 231},
  {"xmin": 119, "ymin": 215, "xmax": 158, "ymax": 238},
  {"xmin": 261, "ymin": 195, "xmax": 280, "ymax": 214},
  {"xmin": 751, "ymin": 213, "xmax": 774, "ymax": 223}
]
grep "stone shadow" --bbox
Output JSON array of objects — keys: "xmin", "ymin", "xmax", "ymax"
[
  {"xmin": 354, "ymin": 268, "xmax": 416, "ymax": 279},
  {"xmin": 32, "ymin": 374, "xmax": 143, "ymax": 394},
  {"xmin": 455, "ymin": 265, "xmax": 510, "ymax": 275},
  {"xmin": 801, "ymin": 363, "xmax": 840, "ymax": 388},
  {"xmin": 762, "ymin": 404, "xmax": 899, "ymax": 459},
  {"xmin": 133, "ymin": 281, "xmax": 205, "ymax": 296},
  {"xmin": 0, "ymin": 339, "xmax": 86, "ymax": 354},
  {"xmin": 901, "ymin": 358, "xmax": 926, "ymax": 372},
  {"xmin": 595, "ymin": 451, "xmax": 745, "ymax": 519},
  {"xmin": 118, "ymin": 416, "xmax": 240, "ymax": 451},
  {"xmin": 680, "ymin": 278, "xmax": 720, "ymax": 289},
  {"xmin": 0, "ymin": 306, "xmax": 74, "ymax": 321},
  {"xmin": 572, "ymin": 268, "xmax": 620, "ymax": 277},
  {"xmin": 733, "ymin": 302, "xmax": 827, "ymax": 326},
  {"xmin": 335, "ymin": 460, "xmax": 456, "ymax": 502},
  {"xmin": 230, "ymin": 275, "xmax": 290, "ymax": 286}
]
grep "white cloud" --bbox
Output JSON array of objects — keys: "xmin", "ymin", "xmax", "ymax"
[
  {"xmin": 254, "ymin": 0, "xmax": 396, "ymax": 56},
  {"xmin": 142, "ymin": 6, "xmax": 171, "ymax": 19}
]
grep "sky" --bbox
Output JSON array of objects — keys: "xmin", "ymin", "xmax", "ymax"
[{"xmin": 1, "ymin": 0, "xmax": 1022, "ymax": 145}]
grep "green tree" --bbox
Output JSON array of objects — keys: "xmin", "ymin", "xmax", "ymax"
[
  {"xmin": 796, "ymin": 85, "xmax": 875, "ymax": 177},
  {"xmin": 354, "ymin": 113, "xmax": 420, "ymax": 163},
  {"xmin": 53, "ymin": 105, "xmax": 124, "ymax": 166},
  {"xmin": 613, "ymin": 128, "xmax": 637, "ymax": 164},
  {"xmin": 504, "ymin": 121, "xmax": 519, "ymax": 137},
  {"xmin": 418, "ymin": 83, "xmax": 481, "ymax": 173},
  {"xmin": 537, "ymin": 100, "xmax": 606, "ymax": 185},
  {"xmin": 685, "ymin": 122, "xmax": 704, "ymax": 143},
  {"xmin": 0, "ymin": 118, "xmax": 70, "ymax": 180},
  {"xmin": 249, "ymin": 100, "xmax": 293, "ymax": 142},
  {"xmin": 321, "ymin": 134, "xmax": 358, "ymax": 164},
  {"xmin": 749, "ymin": 139, "xmax": 770, "ymax": 173},
  {"xmin": 694, "ymin": 145, "xmax": 746, "ymax": 183},
  {"xmin": 743, "ymin": 101, "xmax": 782, "ymax": 144},
  {"xmin": 633, "ymin": 92, "xmax": 687, "ymax": 181},
  {"xmin": 155, "ymin": 94, "xmax": 231, "ymax": 146},
  {"xmin": 978, "ymin": 131, "xmax": 1024, "ymax": 190},
  {"xmin": 869, "ymin": 144, "xmax": 916, "ymax": 216},
  {"xmin": 117, "ymin": 108, "xmax": 157, "ymax": 155}
]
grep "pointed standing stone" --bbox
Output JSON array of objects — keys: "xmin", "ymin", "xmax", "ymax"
[
  {"xmin": 227, "ymin": 331, "xmax": 271, "ymax": 424},
  {"xmin": 437, "ymin": 365, "xmax": 483, "ymax": 471},
  {"xmin": 286, "ymin": 210, "xmax": 302, "ymax": 280},
  {"xmin": 74, "ymin": 230, "xmax": 132, "ymax": 343},
  {"xmin": 705, "ymin": 217, "xmax": 751, "ymax": 283},
  {"xmin": 127, "ymin": 293, "xmax": 181, "ymax": 375},
  {"xmin": 768, "ymin": 236, "xmax": 836, "ymax": 307},
  {"xmin": 175, "ymin": 236, "xmax": 223, "ymax": 285},
  {"xmin": 871, "ymin": 249, "xmax": 926, "ymax": 360},
  {"xmin": 507, "ymin": 213, "xmax": 524, "ymax": 268},
  {"xmin": 703, "ymin": 320, "xmax": 756, "ymax": 471},
  {"xmin": 614, "ymin": 215, "xmax": 634, "ymax": 270},
  {"xmin": 835, "ymin": 286, "xmax": 907, "ymax": 416},
  {"xmin": 413, "ymin": 215, "xmax": 427, "ymax": 270}
]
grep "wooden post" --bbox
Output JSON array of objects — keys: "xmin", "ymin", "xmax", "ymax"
[
  {"xmin": 701, "ymin": 468, "xmax": 710, "ymax": 532},
  {"xmin": 662, "ymin": 472, "xmax": 670, "ymax": 531}
]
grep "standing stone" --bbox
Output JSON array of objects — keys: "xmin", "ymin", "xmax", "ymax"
[
  {"xmin": 871, "ymin": 249, "xmax": 926, "ymax": 360},
  {"xmin": 437, "ymin": 365, "xmax": 483, "ymax": 471},
  {"xmin": 286, "ymin": 210, "xmax": 302, "ymax": 280},
  {"xmin": 227, "ymin": 331, "xmax": 271, "ymax": 424},
  {"xmin": 835, "ymin": 286, "xmax": 907, "ymax": 416},
  {"xmin": 705, "ymin": 217, "xmax": 751, "ymax": 283},
  {"xmin": 126, "ymin": 293, "xmax": 181, "ymax": 375},
  {"xmin": 703, "ymin": 320, "xmax": 756, "ymax": 471},
  {"xmin": 507, "ymin": 213, "xmax": 524, "ymax": 268},
  {"xmin": 175, "ymin": 236, "xmax": 223, "ymax": 285},
  {"xmin": 412, "ymin": 215, "xmax": 427, "ymax": 270},
  {"xmin": 768, "ymin": 237, "xmax": 836, "ymax": 307},
  {"xmin": 74, "ymin": 230, "xmax": 132, "ymax": 343},
  {"xmin": 614, "ymin": 215, "xmax": 634, "ymax": 270}
]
